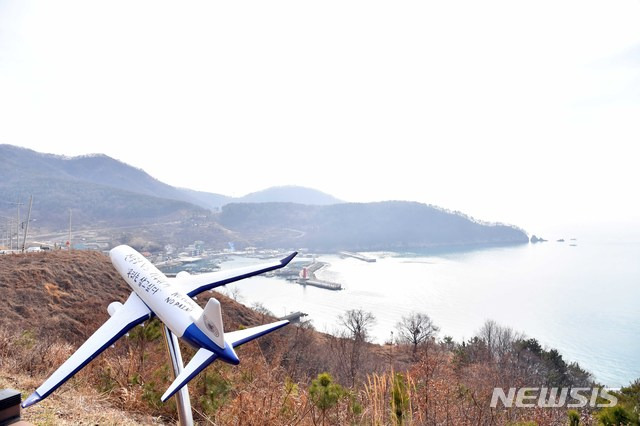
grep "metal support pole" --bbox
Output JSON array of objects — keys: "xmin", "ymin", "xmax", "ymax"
[
  {"xmin": 16, "ymin": 202, "xmax": 21, "ymax": 251},
  {"xmin": 162, "ymin": 325, "xmax": 193, "ymax": 426},
  {"xmin": 22, "ymin": 196, "xmax": 33, "ymax": 252},
  {"xmin": 68, "ymin": 209, "xmax": 72, "ymax": 251}
]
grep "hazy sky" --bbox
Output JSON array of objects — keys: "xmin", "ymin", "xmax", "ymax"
[{"xmin": 1, "ymin": 1, "xmax": 639, "ymax": 235}]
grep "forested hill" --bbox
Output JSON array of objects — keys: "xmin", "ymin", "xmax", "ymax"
[
  {"xmin": 0, "ymin": 145, "xmax": 341, "ymax": 229},
  {"xmin": 0, "ymin": 145, "xmax": 211, "ymax": 228},
  {"xmin": 1, "ymin": 145, "xmax": 528, "ymax": 250},
  {"xmin": 218, "ymin": 201, "xmax": 529, "ymax": 250}
]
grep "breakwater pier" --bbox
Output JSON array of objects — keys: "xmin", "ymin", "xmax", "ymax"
[
  {"xmin": 297, "ymin": 261, "xmax": 342, "ymax": 290},
  {"xmin": 339, "ymin": 251, "xmax": 376, "ymax": 262}
]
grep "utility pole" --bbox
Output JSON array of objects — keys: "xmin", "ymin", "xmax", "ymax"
[
  {"xmin": 11, "ymin": 200, "xmax": 24, "ymax": 252},
  {"xmin": 0, "ymin": 217, "xmax": 10, "ymax": 250},
  {"xmin": 22, "ymin": 195, "xmax": 33, "ymax": 252},
  {"xmin": 6, "ymin": 219, "xmax": 11, "ymax": 250},
  {"xmin": 17, "ymin": 201, "xmax": 22, "ymax": 249},
  {"xmin": 68, "ymin": 209, "xmax": 72, "ymax": 251},
  {"xmin": 1, "ymin": 218, "xmax": 8, "ymax": 250},
  {"xmin": 1, "ymin": 201, "xmax": 24, "ymax": 250}
]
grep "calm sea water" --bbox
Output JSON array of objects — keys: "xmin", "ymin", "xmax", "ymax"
[{"xmin": 216, "ymin": 240, "xmax": 640, "ymax": 388}]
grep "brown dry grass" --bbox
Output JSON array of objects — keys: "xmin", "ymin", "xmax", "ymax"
[
  {"xmin": 0, "ymin": 370, "xmax": 161, "ymax": 425},
  {"xmin": 0, "ymin": 250, "xmax": 330, "ymax": 424},
  {"xmin": 0, "ymin": 250, "xmax": 131, "ymax": 343},
  {"xmin": 0, "ymin": 250, "xmax": 604, "ymax": 425}
]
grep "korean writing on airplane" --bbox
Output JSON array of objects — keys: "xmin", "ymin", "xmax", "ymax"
[{"xmin": 127, "ymin": 268, "xmax": 161, "ymax": 295}]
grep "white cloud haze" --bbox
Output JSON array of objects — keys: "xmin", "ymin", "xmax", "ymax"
[{"xmin": 1, "ymin": 0, "xmax": 639, "ymax": 235}]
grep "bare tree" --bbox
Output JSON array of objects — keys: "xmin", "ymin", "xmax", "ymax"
[
  {"xmin": 337, "ymin": 309, "xmax": 376, "ymax": 386},
  {"xmin": 224, "ymin": 285, "xmax": 243, "ymax": 302},
  {"xmin": 339, "ymin": 309, "xmax": 376, "ymax": 342},
  {"xmin": 281, "ymin": 320, "xmax": 322, "ymax": 381},
  {"xmin": 251, "ymin": 302, "xmax": 274, "ymax": 320},
  {"xmin": 395, "ymin": 312, "xmax": 439, "ymax": 357},
  {"xmin": 477, "ymin": 319, "xmax": 523, "ymax": 362}
]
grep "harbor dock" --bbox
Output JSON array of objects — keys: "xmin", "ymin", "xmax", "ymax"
[
  {"xmin": 299, "ymin": 278, "xmax": 342, "ymax": 291},
  {"xmin": 297, "ymin": 261, "xmax": 342, "ymax": 290},
  {"xmin": 339, "ymin": 251, "xmax": 376, "ymax": 262}
]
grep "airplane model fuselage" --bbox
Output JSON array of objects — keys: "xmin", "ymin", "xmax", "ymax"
[
  {"xmin": 21, "ymin": 244, "xmax": 297, "ymax": 408},
  {"xmin": 111, "ymin": 245, "xmax": 240, "ymax": 365}
]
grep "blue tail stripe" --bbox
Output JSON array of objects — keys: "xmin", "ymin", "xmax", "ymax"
[{"xmin": 182, "ymin": 323, "xmax": 239, "ymax": 364}]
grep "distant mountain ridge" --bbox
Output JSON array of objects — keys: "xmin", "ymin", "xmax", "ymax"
[
  {"xmin": 0, "ymin": 145, "xmax": 209, "ymax": 228},
  {"xmin": 237, "ymin": 186, "xmax": 342, "ymax": 205},
  {"xmin": 0, "ymin": 144, "xmax": 529, "ymax": 250},
  {"xmin": 219, "ymin": 201, "xmax": 528, "ymax": 250},
  {"xmin": 179, "ymin": 185, "xmax": 342, "ymax": 210},
  {"xmin": 0, "ymin": 145, "xmax": 342, "ymax": 226},
  {"xmin": 0, "ymin": 145, "xmax": 227, "ymax": 208}
]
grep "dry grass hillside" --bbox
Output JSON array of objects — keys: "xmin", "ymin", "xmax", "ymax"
[
  {"xmin": 1, "ymin": 250, "xmax": 131, "ymax": 341},
  {"xmin": 0, "ymin": 250, "xmax": 385, "ymax": 424},
  {"xmin": 1, "ymin": 250, "xmax": 635, "ymax": 425},
  {"xmin": 0, "ymin": 250, "xmax": 284, "ymax": 340}
]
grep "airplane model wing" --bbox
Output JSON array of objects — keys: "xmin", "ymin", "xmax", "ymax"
[
  {"xmin": 173, "ymin": 252, "xmax": 297, "ymax": 298},
  {"xmin": 224, "ymin": 320, "xmax": 290, "ymax": 348},
  {"xmin": 21, "ymin": 292, "xmax": 152, "ymax": 408}
]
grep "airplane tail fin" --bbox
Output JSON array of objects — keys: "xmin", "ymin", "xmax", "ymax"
[
  {"xmin": 195, "ymin": 298, "xmax": 225, "ymax": 349},
  {"xmin": 161, "ymin": 320, "xmax": 289, "ymax": 402}
]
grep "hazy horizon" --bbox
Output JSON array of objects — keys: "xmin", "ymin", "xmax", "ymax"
[{"xmin": 1, "ymin": 1, "xmax": 639, "ymax": 237}]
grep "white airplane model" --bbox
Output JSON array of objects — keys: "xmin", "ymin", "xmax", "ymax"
[{"xmin": 22, "ymin": 244, "xmax": 297, "ymax": 408}]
